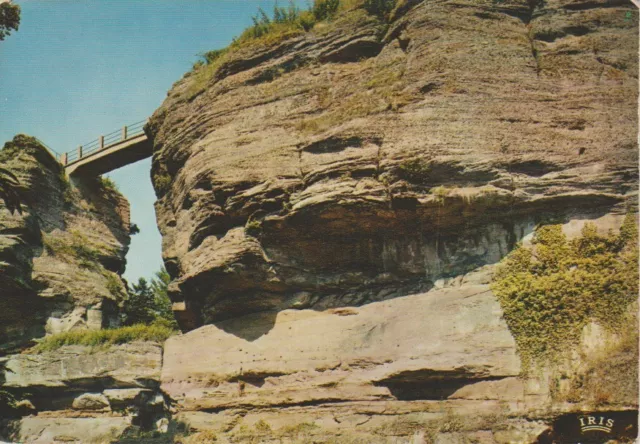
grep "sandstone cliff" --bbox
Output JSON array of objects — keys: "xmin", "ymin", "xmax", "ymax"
[
  {"xmin": 0, "ymin": 0, "xmax": 636, "ymax": 442},
  {"xmin": 142, "ymin": 0, "xmax": 638, "ymax": 442},
  {"xmin": 149, "ymin": 0, "xmax": 637, "ymax": 326},
  {"xmin": 0, "ymin": 135, "xmax": 130, "ymax": 353}
]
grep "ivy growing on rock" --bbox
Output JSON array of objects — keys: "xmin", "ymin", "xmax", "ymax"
[{"xmin": 491, "ymin": 214, "xmax": 638, "ymax": 369}]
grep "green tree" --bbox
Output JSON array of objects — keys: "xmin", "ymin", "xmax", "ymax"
[
  {"xmin": 129, "ymin": 223, "xmax": 140, "ymax": 235},
  {"xmin": 123, "ymin": 278, "xmax": 156, "ymax": 325},
  {"xmin": 123, "ymin": 270, "xmax": 177, "ymax": 328},
  {"xmin": 151, "ymin": 268, "xmax": 176, "ymax": 326},
  {"xmin": 313, "ymin": 0, "xmax": 340, "ymax": 21},
  {"xmin": 0, "ymin": 167, "xmax": 22, "ymax": 214},
  {"xmin": 0, "ymin": 1, "xmax": 20, "ymax": 41}
]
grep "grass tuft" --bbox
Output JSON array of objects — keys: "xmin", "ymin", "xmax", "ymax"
[
  {"xmin": 32, "ymin": 323, "xmax": 177, "ymax": 353},
  {"xmin": 184, "ymin": 0, "xmax": 398, "ymax": 101},
  {"xmin": 99, "ymin": 176, "xmax": 119, "ymax": 192}
]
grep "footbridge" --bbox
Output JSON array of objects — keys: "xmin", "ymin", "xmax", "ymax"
[{"xmin": 59, "ymin": 119, "xmax": 152, "ymax": 176}]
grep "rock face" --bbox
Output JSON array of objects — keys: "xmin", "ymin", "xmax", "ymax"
[
  {"xmin": 0, "ymin": 342, "xmax": 167, "ymax": 444},
  {"xmin": 0, "ymin": 136, "xmax": 130, "ymax": 352},
  {"xmin": 148, "ymin": 0, "xmax": 637, "ymax": 327},
  {"xmin": 162, "ymin": 285, "xmax": 521, "ymax": 410},
  {"xmin": 145, "ymin": 0, "xmax": 638, "ymax": 441}
]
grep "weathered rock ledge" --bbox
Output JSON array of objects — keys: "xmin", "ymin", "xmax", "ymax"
[{"xmin": 0, "ymin": 342, "xmax": 168, "ymax": 444}]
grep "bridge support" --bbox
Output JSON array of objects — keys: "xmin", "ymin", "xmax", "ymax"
[{"xmin": 61, "ymin": 153, "xmax": 68, "ymax": 166}]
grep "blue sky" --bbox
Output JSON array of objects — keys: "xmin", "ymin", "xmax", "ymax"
[{"xmin": 0, "ymin": 0, "xmax": 305, "ymax": 284}]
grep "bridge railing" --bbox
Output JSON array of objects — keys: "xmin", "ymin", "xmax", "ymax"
[
  {"xmin": 34, "ymin": 138, "xmax": 62, "ymax": 162},
  {"xmin": 61, "ymin": 119, "xmax": 148, "ymax": 166}
]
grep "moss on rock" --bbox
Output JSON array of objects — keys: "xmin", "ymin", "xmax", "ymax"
[{"xmin": 492, "ymin": 214, "xmax": 639, "ymax": 369}]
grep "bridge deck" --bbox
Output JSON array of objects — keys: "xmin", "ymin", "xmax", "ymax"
[{"xmin": 60, "ymin": 120, "xmax": 152, "ymax": 177}]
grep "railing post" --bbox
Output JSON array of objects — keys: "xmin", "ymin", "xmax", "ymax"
[
  {"xmin": 99, "ymin": 135, "xmax": 104, "ymax": 150},
  {"xmin": 122, "ymin": 126, "xmax": 127, "ymax": 141},
  {"xmin": 61, "ymin": 153, "xmax": 68, "ymax": 166},
  {"xmin": 77, "ymin": 145, "xmax": 83, "ymax": 160}
]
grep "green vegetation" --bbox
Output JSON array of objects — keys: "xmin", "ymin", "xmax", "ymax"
[
  {"xmin": 153, "ymin": 172, "xmax": 172, "ymax": 196},
  {"xmin": 245, "ymin": 218, "xmax": 263, "ymax": 237},
  {"xmin": 32, "ymin": 322, "xmax": 176, "ymax": 353},
  {"xmin": 0, "ymin": 1, "xmax": 20, "ymax": 41},
  {"xmin": 129, "ymin": 223, "xmax": 140, "ymax": 235},
  {"xmin": 27, "ymin": 268, "xmax": 177, "ymax": 353},
  {"xmin": 59, "ymin": 169, "xmax": 75, "ymax": 205},
  {"xmin": 123, "ymin": 269, "xmax": 177, "ymax": 328},
  {"xmin": 186, "ymin": 0, "xmax": 398, "ymax": 100},
  {"xmin": 0, "ymin": 390, "xmax": 18, "ymax": 418},
  {"xmin": 491, "ymin": 214, "xmax": 639, "ymax": 369},
  {"xmin": 430, "ymin": 185, "xmax": 449, "ymax": 203},
  {"xmin": 234, "ymin": 2, "xmax": 312, "ymax": 45},
  {"xmin": 313, "ymin": 0, "xmax": 340, "ymax": 21},
  {"xmin": 99, "ymin": 176, "xmax": 119, "ymax": 192},
  {"xmin": 363, "ymin": 0, "xmax": 396, "ymax": 18},
  {"xmin": 0, "ymin": 166, "xmax": 22, "ymax": 214},
  {"xmin": 278, "ymin": 422, "xmax": 320, "ymax": 438},
  {"xmin": 104, "ymin": 270, "xmax": 126, "ymax": 298},
  {"xmin": 42, "ymin": 230, "xmax": 103, "ymax": 270},
  {"xmin": 397, "ymin": 159, "xmax": 431, "ymax": 184}
]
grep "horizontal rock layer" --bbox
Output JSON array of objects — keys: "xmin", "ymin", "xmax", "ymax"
[
  {"xmin": 162, "ymin": 285, "xmax": 520, "ymax": 410},
  {"xmin": 0, "ymin": 342, "xmax": 168, "ymax": 444}
]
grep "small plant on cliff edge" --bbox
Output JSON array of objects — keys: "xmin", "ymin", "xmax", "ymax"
[
  {"xmin": 364, "ymin": 0, "xmax": 397, "ymax": 19},
  {"xmin": 245, "ymin": 218, "xmax": 263, "ymax": 237},
  {"xmin": 491, "ymin": 214, "xmax": 639, "ymax": 370},
  {"xmin": 99, "ymin": 175, "xmax": 119, "ymax": 192},
  {"xmin": 129, "ymin": 223, "xmax": 140, "ymax": 235},
  {"xmin": 153, "ymin": 172, "xmax": 172, "ymax": 196}
]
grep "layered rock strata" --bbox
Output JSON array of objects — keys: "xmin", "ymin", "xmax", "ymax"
[
  {"xmin": 0, "ymin": 136, "xmax": 131, "ymax": 352},
  {"xmin": 148, "ymin": 0, "xmax": 637, "ymax": 327},
  {"xmin": 0, "ymin": 342, "xmax": 167, "ymax": 444},
  {"xmin": 146, "ymin": 0, "xmax": 638, "ymax": 441}
]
